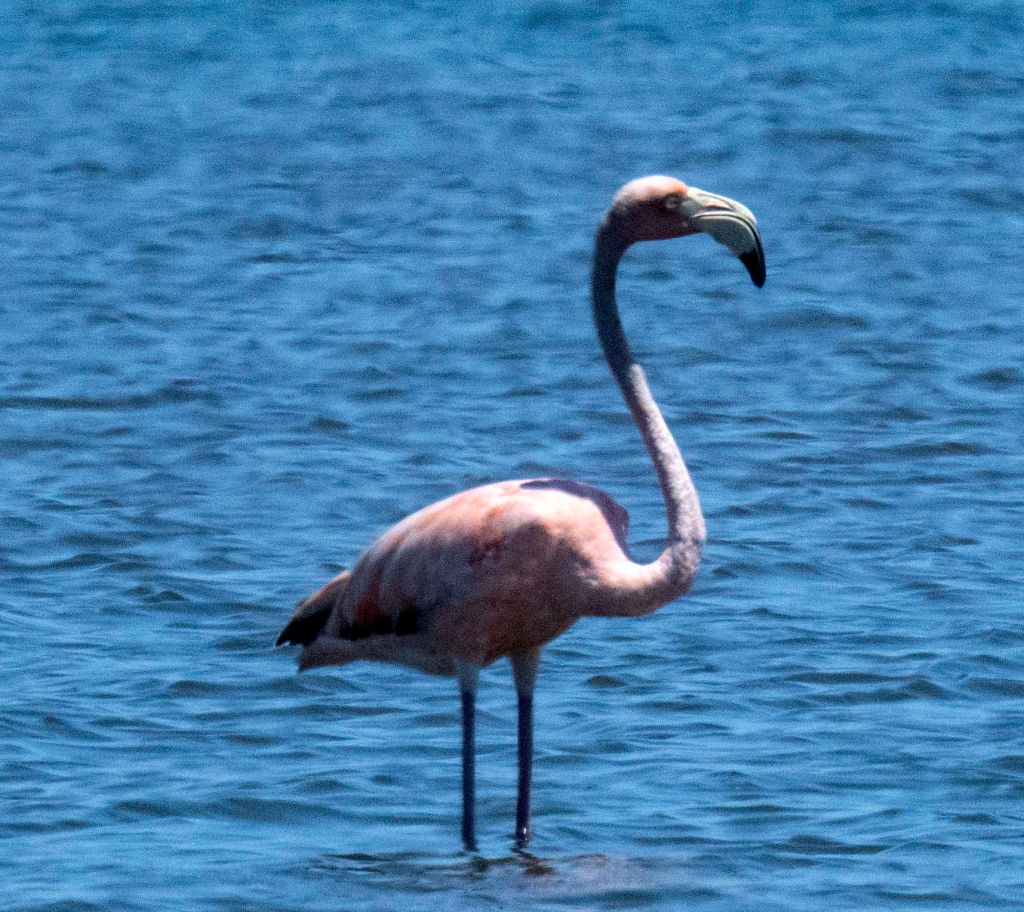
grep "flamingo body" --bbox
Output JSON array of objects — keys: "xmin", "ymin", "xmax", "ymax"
[{"xmin": 280, "ymin": 478, "xmax": 631, "ymax": 672}]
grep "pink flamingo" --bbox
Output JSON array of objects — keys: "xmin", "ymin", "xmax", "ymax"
[{"xmin": 277, "ymin": 175, "xmax": 765, "ymax": 851}]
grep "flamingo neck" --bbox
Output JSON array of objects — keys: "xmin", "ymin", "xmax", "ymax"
[{"xmin": 590, "ymin": 219, "xmax": 706, "ymax": 611}]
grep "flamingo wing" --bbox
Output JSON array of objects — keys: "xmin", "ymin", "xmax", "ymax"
[{"xmin": 295, "ymin": 479, "xmax": 631, "ymax": 666}]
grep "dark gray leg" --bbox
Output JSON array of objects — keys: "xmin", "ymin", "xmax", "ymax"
[
  {"xmin": 510, "ymin": 649, "xmax": 540, "ymax": 850},
  {"xmin": 514, "ymin": 691, "xmax": 533, "ymax": 848},
  {"xmin": 456, "ymin": 661, "xmax": 480, "ymax": 852}
]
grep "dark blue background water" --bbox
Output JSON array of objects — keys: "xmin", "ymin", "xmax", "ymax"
[{"xmin": 2, "ymin": 2, "xmax": 1023, "ymax": 909}]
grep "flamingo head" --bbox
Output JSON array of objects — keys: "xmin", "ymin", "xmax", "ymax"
[{"xmin": 606, "ymin": 175, "xmax": 766, "ymax": 287}]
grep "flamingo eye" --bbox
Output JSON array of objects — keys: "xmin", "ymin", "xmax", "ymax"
[{"xmin": 661, "ymin": 194, "xmax": 683, "ymax": 212}]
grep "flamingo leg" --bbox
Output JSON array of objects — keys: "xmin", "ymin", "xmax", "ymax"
[
  {"xmin": 510, "ymin": 649, "xmax": 540, "ymax": 850},
  {"xmin": 456, "ymin": 661, "xmax": 480, "ymax": 852}
]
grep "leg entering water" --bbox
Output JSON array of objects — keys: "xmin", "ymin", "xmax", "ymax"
[
  {"xmin": 456, "ymin": 661, "xmax": 480, "ymax": 852},
  {"xmin": 514, "ymin": 692, "xmax": 533, "ymax": 849},
  {"xmin": 510, "ymin": 649, "xmax": 540, "ymax": 850}
]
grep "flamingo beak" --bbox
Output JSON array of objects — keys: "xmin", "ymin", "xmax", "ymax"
[{"xmin": 683, "ymin": 189, "xmax": 766, "ymax": 288}]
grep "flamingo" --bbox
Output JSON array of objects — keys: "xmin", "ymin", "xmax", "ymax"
[{"xmin": 276, "ymin": 175, "xmax": 765, "ymax": 851}]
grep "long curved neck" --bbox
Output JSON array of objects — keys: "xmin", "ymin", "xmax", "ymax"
[{"xmin": 590, "ymin": 219, "xmax": 706, "ymax": 614}]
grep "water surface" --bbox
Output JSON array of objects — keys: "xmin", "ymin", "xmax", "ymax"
[{"xmin": 2, "ymin": 2, "xmax": 1023, "ymax": 910}]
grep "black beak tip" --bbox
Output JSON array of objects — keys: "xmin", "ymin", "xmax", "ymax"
[{"xmin": 739, "ymin": 249, "xmax": 766, "ymax": 288}]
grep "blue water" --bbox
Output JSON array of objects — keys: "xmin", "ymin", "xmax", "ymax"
[{"xmin": 2, "ymin": 2, "xmax": 1023, "ymax": 909}]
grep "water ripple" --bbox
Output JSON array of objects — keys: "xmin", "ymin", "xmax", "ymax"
[{"xmin": 4, "ymin": 3, "xmax": 1024, "ymax": 911}]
